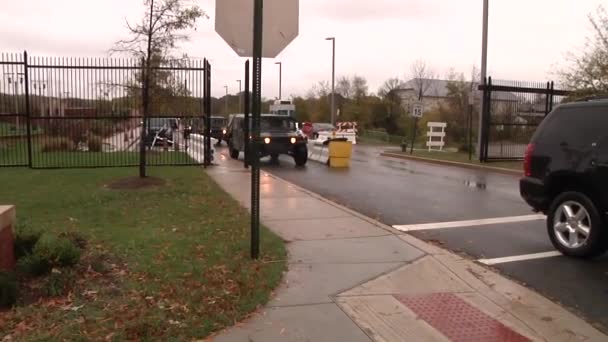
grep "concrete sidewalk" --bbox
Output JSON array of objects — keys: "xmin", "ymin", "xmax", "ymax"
[{"xmin": 207, "ymin": 155, "xmax": 606, "ymax": 342}]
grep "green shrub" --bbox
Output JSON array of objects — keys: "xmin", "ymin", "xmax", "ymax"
[
  {"xmin": 14, "ymin": 224, "xmax": 42, "ymax": 259},
  {"xmin": 41, "ymin": 137, "xmax": 75, "ymax": 152},
  {"xmin": 43, "ymin": 270, "xmax": 75, "ymax": 297},
  {"xmin": 17, "ymin": 254, "xmax": 51, "ymax": 277},
  {"xmin": 59, "ymin": 231, "xmax": 87, "ymax": 250},
  {"xmin": 0, "ymin": 272, "xmax": 18, "ymax": 308},
  {"xmin": 33, "ymin": 234, "xmax": 81, "ymax": 268},
  {"xmin": 88, "ymin": 135, "xmax": 103, "ymax": 152}
]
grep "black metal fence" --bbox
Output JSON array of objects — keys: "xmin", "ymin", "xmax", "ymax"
[
  {"xmin": 1, "ymin": 52, "xmax": 212, "ymax": 168},
  {"xmin": 479, "ymin": 78, "xmax": 571, "ymax": 161}
]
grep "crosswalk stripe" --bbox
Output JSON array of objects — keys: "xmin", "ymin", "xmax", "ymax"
[
  {"xmin": 478, "ymin": 251, "xmax": 562, "ymax": 265},
  {"xmin": 392, "ymin": 214, "xmax": 545, "ymax": 232}
]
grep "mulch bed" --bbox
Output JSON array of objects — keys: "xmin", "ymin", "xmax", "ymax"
[{"xmin": 105, "ymin": 176, "xmax": 165, "ymax": 190}]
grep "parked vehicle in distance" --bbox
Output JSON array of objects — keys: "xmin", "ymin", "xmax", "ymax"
[
  {"xmin": 144, "ymin": 117, "xmax": 178, "ymax": 147},
  {"xmin": 520, "ymin": 97, "xmax": 608, "ymax": 258},
  {"xmin": 311, "ymin": 122, "xmax": 335, "ymax": 139},
  {"xmin": 209, "ymin": 116, "xmax": 228, "ymax": 145},
  {"xmin": 226, "ymin": 114, "xmax": 308, "ymax": 166}
]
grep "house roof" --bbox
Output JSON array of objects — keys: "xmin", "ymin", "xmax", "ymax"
[{"xmin": 396, "ymin": 78, "xmax": 519, "ymax": 102}]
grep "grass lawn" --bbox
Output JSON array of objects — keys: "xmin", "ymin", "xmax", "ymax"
[
  {"xmin": 1, "ymin": 166, "xmax": 286, "ymax": 340},
  {"xmin": 0, "ymin": 121, "xmax": 43, "ymax": 137},
  {"xmin": 384, "ymin": 149, "xmax": 523, "ymax": 171},
  {"xmin": 1, "ymin": 139, "xmax": 196, "ymax": 168}
]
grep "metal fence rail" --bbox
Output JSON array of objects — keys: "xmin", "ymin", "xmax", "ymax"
[
  {"xmin": 479, "ymin": 78, "xmax": 571, "ymax": 161},
  {"xmin": 0, "ymin": 51, "xmax": 211, "ymax": 169}
]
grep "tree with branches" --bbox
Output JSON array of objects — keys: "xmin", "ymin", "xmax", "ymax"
[
  {"xmin": 559, "ymin": 5, "xmax": 608, "ymax": 96},
  {"xmin": 112, "ymin": 0, "xmax": 205, "ymax": 177},
  {"xmin": 410, "ymin": 59, "xmax": 436, "ymax": 101},
  {"xmin": 112, "ymin": 0, "xmax": 206, "ymax": 105}
]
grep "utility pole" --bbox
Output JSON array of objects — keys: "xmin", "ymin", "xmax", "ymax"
[
  {"xmin": 236, "ymin": 79, "xmax": 242, "ymax": 112},
  {"xmin": 275, "ymin": 62, "xmax": 282, "ymax": 100},
  {"xmin": 325, "ymin": 37, "xmax": 336, "ymax": 125},
  {"xmin": 224, "ymin": 85, "xmax": 229, "ymax": 115}
]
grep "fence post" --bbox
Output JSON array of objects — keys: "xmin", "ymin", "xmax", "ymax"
[
  {"xmin": 480, "ymin": 77, "xmax": 492, "ymax": 162},
  {"xmin": 244, "ymin": 60, "xmax": 250, "ymax": 169},
  {"xmin": 139, "ymin": 57, "xmax": 148, "ymax": 178},
  {"xmin": 203, "ymin": 59, "xmax": 211, "ymax": 167},
  {"xmin": 549, "ymin": 81, "xmax": 555, "ymax": 112},
  {"xmin": 544, "ymin": 82, "xmax": 551, "ymax": 117},
  {"xmin": 23, "ymin": 51, "xmax": 33, "ymax": 168}
]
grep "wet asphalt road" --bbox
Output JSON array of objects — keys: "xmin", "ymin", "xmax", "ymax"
[{"xmin": 217, "ymin": 143, "xmax": 608, "ymax": 332}]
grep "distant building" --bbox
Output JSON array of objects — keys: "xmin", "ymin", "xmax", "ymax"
[{"xmin": 394, "ymin": 78, "xmax": 518, "ymax": 114}]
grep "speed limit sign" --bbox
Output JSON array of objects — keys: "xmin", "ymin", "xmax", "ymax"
[{"xmin": 411, "ymin": 102, "xmax": 424, "ymax": 118}]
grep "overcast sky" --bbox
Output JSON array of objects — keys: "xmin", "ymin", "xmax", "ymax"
[{"xmin": 0, "ymin": 0, "xmax": 604, "ymax": 98}]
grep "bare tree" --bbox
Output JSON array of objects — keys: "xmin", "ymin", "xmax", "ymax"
[
  {"xmin": 112, "ymin": 0, "xmax": 205, "ymax": 178},
  {"xmin": 378, "ymin": 77, "xmax": 403, "ymax": 99},
  {"xmin": 307, "ymin": 81, "xmax": 331, "ymax": 99},
  {"xmin": 559, "ymin": 5, "xmax": 608, "ymax": 95},
  {"xmin": 410, "ymin": 59, "xmax": 436, "ymax": 100},
  {"xmin": 352, "ymin": 75, "xmax": 369, "ymax": 102},
  {"xmin": 112, "ymin": 0, "xmax": 206, "ymax": 60},
  {"xmin": 336, "ymin": 76, "xmax": 353, "ymax": 99}
]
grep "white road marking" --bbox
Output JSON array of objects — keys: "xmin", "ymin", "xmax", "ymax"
[
  {"xmin": 392, "ymin": 214, "xmax": 545, "ymax": 232},
  {"xmin": 478, "ymin": 251, "xmax": 563, "ymax": 265}
]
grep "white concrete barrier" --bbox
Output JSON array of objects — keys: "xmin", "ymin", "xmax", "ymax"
[
  {"xmin": 187, "ymin": 134, "xmax": 217, "ymax": 163},
  {"xmin": 316, "ymin": 131, "xmax": 357, "ymax": 144},
  {"xmin": 307, "ymin": 141, "xmax": 329, "ymax": 165}
]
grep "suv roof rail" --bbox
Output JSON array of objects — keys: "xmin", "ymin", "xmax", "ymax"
[{"xmin": 574, "ymin": 94, "xmax": 608, "ymax": 102}]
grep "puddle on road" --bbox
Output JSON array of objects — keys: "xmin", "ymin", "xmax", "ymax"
[
  {"xmin": 463, "ymin": 180, "xmax": 487, "ymax": 190},
  {"xmin": 379, "ymin": 160, "xmax": 489, "ymax": 191}
]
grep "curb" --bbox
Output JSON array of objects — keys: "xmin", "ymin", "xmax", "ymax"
[{"xmin": 381, "ymin": 151, "xmax": 522, "ymax": 177}]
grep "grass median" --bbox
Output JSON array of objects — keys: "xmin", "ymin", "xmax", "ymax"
[
  {"xmin": 382, "ymin": 149, "xmax": 523, "ymax": 172},
  {"xmin": 1, "ymin": 166, "xmax": 286, "ymax": 340}
]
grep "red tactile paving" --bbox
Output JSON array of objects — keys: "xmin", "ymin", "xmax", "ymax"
[{"xmin": 395, "ymin": 293, "xmax": 530, "ymax": 342}]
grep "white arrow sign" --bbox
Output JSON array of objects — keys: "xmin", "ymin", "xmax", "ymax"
[{"xmin": 215, "ymin": 0, "xmax": 299, "ymax": 58}]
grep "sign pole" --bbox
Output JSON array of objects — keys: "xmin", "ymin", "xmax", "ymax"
[
  {"xmin": 410, "ymin": 117, "xmax": 418, "ymax": 155},
  {"xmin": 250, "ymin": 0, "xmax": 263, "ymax": 259}
]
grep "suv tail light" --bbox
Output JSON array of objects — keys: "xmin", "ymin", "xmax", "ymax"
[{"xmin": 524, "ymin": 143, "xmax": 535, "ymax": 177}]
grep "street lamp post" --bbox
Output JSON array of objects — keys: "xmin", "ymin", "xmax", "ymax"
[
  {"xmin": 275, "ymin": 62, "xmax": 282, "ymax": 100},
  {"xmin": 224, "ymin": 85, "xmax": 229, "ymax": 115},
  {"xmin": 478, "ymin": 0, "xmax": 489, "ymax": 161},
  {"xmin": 325, "ymin": 37, "xmax": 336, "ymax": 125},
  {"xmin": 236, "ymin": 80, "xmax": 242, "ymax": 112}
]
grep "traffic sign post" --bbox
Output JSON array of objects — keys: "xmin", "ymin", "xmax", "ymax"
[
  {"xmin": 411, "ymin": 102, "xmax": 424, "ymax": 118},
  {"xmin": 410, "ymin": 102, "xmax": 424, "ymax": 154},
  {"xmin": 215, "ymin": 0, "xmax": 299, "ymax": 259}
]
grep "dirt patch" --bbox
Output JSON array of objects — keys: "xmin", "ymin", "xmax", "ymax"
[{"xmin": 106, "ymin": 176, "xmax": 165, "ymax": 190}]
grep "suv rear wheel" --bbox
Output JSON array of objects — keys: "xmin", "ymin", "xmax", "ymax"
[{"xmin": 547, "ymin": 191, "xmax": 607, "ymax": 258}]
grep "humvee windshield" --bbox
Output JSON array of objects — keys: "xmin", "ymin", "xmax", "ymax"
[{"xmin": 261, "ymin": 117, "xmax": 296, "ymax": 131}]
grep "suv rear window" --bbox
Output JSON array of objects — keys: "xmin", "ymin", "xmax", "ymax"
[{"xmin": 535, "ymin": 105, "xmax": 607, "ymax": 147}]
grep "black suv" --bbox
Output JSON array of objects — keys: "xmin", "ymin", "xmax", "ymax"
[
  {"xmin": 226, "ymin": 114, "xmax": 308, "ymax": 166},
  {"xmin": 520, "ymin": 98, "xmax": 608, "ymax": 258}
]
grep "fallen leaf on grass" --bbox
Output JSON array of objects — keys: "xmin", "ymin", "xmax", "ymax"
[
  {"xmin": 12, "ymin": 321, "xmax": 30, "ymax": 335},
  {"xmin": 62, "ymin": 304, "xmax": 85, "ymax": 312}
]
